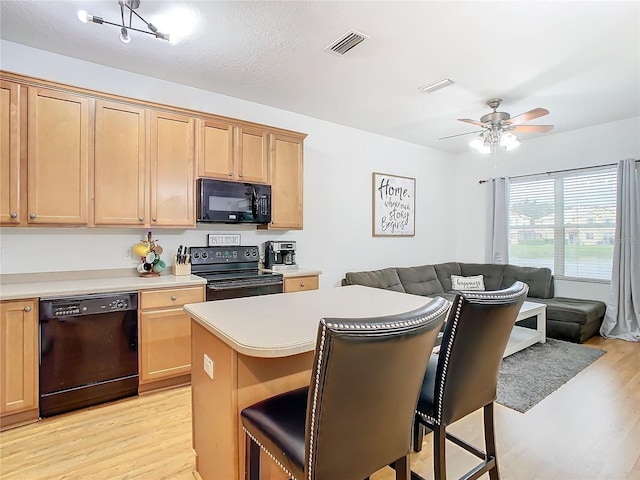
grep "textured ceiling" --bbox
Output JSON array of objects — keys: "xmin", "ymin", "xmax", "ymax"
[{"xmin": 1, "ymin": 0, "xmax": 638, "ymax": 154}]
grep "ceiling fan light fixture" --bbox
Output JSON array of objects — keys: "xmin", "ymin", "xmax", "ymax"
[
  {"xmin": 419, "ymin": 78, "xmax": 455, "ymax": 94},
  {"xmin": 449, "ymin": 99, "xmax": 553, "ymax": 153},
  {"xmin": 470, "ymin": 136, "xmax": 492, "ymax": 154},
  {"xmin": 500, "ymin": 132, "xmax": 521, "ymax": 151}
]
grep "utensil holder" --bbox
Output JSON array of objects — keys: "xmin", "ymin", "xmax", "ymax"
[{"xmin": 172, "ymin": 256, "xmax": 191, "ymax": 276}]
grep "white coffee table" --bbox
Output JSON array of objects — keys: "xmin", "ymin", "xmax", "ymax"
[{"xmin": 503, "ymin": 300, "xmax": 547, "ymax": 357}]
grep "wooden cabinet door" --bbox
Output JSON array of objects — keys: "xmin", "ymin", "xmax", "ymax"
[
  {"xmin": 197, "ymin": 119, "xmax": 234, "ymax": 180},
  {"xmin": 94, "ymin": 100, "xmax": 147, "ymax": 226},
  {"xmin": 267, "ymin": 133, "xmax": 304, "ymax": 229},
  {"xmin": 0, "ymin": 299, "xmax": 37, "ymax": 416},
  {"xmin": 236, "ymin": 125, "xmax": 268, "ymax": 184},
  {"xmin": 27, "ymin": 88, "xmax": 89, "ymax": 224},
  {"xmin": 149, "ymin": 110, "xmax": 195, "ymax": 227},
  {"xmin": 0, "ymin": 81, "xmax": 21, "ymax": 225},
  {"xmin": 139, "ymin": 308, "xmax": 191, "ymax": 384}
]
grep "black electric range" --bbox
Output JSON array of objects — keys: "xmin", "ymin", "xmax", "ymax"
[{"xmin": 189, "ymin": 246, "xmax": 283, "ymax": 301}]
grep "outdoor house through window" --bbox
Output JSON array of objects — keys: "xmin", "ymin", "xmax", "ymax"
[{"xmin": 508, "ymin": 166, "xmax": 617, "ymax": 281}]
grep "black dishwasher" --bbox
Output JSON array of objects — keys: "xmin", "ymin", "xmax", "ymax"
[{"xmin": 39, "ymin": 292, "xmax": 139, "ymax": 417}]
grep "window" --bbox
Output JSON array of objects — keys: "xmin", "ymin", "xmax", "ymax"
[{"xmin": 508, "ymin": 167, "xmax": 617, "ymax": 281}]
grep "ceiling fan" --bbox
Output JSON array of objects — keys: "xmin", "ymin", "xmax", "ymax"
[{"xmin": 441, "ymin": 99, "xmax": 554, "ymax": 153}]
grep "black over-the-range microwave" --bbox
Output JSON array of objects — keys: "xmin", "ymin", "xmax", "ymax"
[{"xmin": 197, "ymin": 178, "xmax": 272, "ymax": 224}]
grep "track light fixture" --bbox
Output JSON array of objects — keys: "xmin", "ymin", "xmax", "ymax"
[{"xmin": 77, "ymin": 0, "xmax": 169, "ymax": 44}]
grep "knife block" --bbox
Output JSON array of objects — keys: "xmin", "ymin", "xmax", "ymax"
[{"xmin": 172, "ymin": 255, "xmax": 191, "ymax": 276}]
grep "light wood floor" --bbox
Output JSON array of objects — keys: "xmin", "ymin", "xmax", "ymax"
[{"xmin": 1, "ymin": 336, "xmax": 639, "ymax": 480}]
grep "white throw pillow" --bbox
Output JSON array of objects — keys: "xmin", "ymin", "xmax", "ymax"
[{"xmin": 451, "ymin": 274, "xmax": 485, "ymax": 291}]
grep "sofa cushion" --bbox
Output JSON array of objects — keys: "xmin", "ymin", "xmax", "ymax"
[
  {"xmin": 502, "ymin": 264, "xmax": 553, "ymax": 299},
  {"xmin": 344, "ymin": 268, "xmax": 406, "ymax": 292},
  {"xmin": 396, "ymin": 265, "xmax": 444, "ymax": 296},
  {"xmin": 396, "ymin": 265, "xmax": 444, "ymax": 295},
  {"xmin": 433, "ymin": 262, "xmax": 462, "ymax": 292},
  {"xmin": 451, "ymin": 274, "xmax": 485, "ymax": 291},
  {"xmin": 536, "ymin": 297, "xmax": 606, "ymax": 325},
  {"xmin": 459, "ymin": 263, "xmax": 504, "ymax": 290}
]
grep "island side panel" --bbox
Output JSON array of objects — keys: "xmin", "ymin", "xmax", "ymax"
[
  {"xmin": 191, "ymin": 320, "xmax": 239, "ymax": 480},
  {"xmin": 236, "ymin": 351, "xmax": 314, "ymax": 480}
]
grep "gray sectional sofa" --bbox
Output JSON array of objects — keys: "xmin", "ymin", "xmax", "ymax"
[{"xmin": 343, "ymin": 262, "xmax": 606, "ymax": 343}]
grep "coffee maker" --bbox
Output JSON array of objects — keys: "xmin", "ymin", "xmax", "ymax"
[{"xmin": 264, "ymin": 241, "xmax": 297, "ymax": 270}]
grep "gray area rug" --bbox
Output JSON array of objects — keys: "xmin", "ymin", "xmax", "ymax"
[{"xmin": 497, "ymin": 338, "xmax": 606, "ymax": 413}]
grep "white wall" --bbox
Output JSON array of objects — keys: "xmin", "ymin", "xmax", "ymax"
[
  {"xmin": 0, "ymin": 41, "xmax": 458, "ymax": 287},
  {"xmin": 453, "ymin": 116, "xmax": 640, "ymax": 301}
]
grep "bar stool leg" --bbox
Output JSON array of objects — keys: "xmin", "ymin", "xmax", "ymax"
[
  {"xmin": 484, "ymin": 403, "xmax": 500, "ymax": 480},
  {"xmin": 413, "ymin": 422, "xmax": 424, "ymax": 452},
  {"xmin": 433, "ymin": 425, "xmax": 447, "ymax": 480},
  {"xmin": 246, "ymin": 434, "xmax": 261, "ymax": 480},
  {"xmin": 393, "ymin": 456, "xmax": 410, "ymax": 480}
]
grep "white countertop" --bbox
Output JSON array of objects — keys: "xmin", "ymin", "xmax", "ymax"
[
  {"xmin": 184, "ymin": 285, "xmax": 435, "ymax": 358},
  {"xmin": 260, "ymin": 267, "xmax": 322, "ymax": 278},
  {"xmin": 0, "ymin": 269, "xmax": 206, "ymax": 300}
]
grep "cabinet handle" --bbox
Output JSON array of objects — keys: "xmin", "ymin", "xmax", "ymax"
[
  {"xmin": 300, "ymin": 283, "xmax": 305, "ymax": 287},
  {"xmin": 29, "ymin": 213, "xmax": 36, "ymax": 219},
  {"xmin": 138, "ymin": 217, "xmax": 144, "ymax": 222},
  {"xmin": 10, "ymin": 212, "xmax": 17, "ymax": 218},
  {"xmin": 152, "ymin": 217, "xmax": 157, "ymax": 222},
  {"xmin": 228, "ymin": 172, "xmax": 233, "ymax": 177},
  {"xmin": 24, "ymin": 306, "xmax": 31, "ymax": 312},
  {"xmin": 238, "ymin": 173, "xmax": 243, "ymax": 178},
  {"xmin": 171, "ymin": 296, "xmax": 177, "ymax": 301}
]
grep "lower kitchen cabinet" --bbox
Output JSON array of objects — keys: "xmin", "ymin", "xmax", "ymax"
[
  {"xmin": 283, "ymin": 275, "xmax": 319, "ymax": 293},
  {"xmin": 138, "ymin": 285, "xmax": 204, "ymax": 393},
  {"xmin": 0, "ymin": 298, "xmax": 38, "ymax": 431}
]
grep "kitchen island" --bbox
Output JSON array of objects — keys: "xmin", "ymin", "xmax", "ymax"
[{"xmin": 184, "ymin": 285, "xmax": 435, "ymax": 480}]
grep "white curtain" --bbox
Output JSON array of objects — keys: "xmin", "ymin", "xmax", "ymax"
[
  {"xmin": 600, "ymin": 159, "xmax": 640, "ymax": 341},
  {"xmin": 486, "ymin": 177, "xmax": 510, "ymax": 264}
]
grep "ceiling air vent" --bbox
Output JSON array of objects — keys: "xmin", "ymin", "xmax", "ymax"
[{"xmin": 325, "ymin": 30, "xmax": 369, "ymax": 55}]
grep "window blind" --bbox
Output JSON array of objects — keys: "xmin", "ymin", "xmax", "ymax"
[{"xmin": 508, "ymin": 166, "xmax": 617, "ymax": 281}]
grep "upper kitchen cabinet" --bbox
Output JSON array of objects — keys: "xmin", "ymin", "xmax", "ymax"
[
  {"xmin": 236, "ymin": 125, "xmax": 269, "ymax": 183},
  {"xmin": 260, "ymin": 132, "xmax": 305, "ymax": 230},
  {"xmin": 0, "ymin": 80, "xmax": 21, "ymax": 225},
  {"xmin": 94, "ymin": 100, "xmax": 147, "ymax": 226},
  {"xmin": 197, "ymin": 120, "xmax": 268, "ymax": 184},
  {"xmin": 28, "ymin": 87, "xmax": 89, "ymax": 225},
  {"xmin": 149, "ymin": 110, "xmax": 195, "ymax": 227},
  {"xmin": 0, "ymin": 71, "xmax": 306, "ymax": 230}
]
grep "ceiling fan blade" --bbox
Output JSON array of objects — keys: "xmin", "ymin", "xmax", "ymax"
[
  {"xmin": 511, "ymin": 125, "xmax": 554, "ymax": 133},
  {"xmin": 457, "ymin": 118, "xmax": 486, "ymax": 127},
  {"xmin": 439, "ymin": 130, "xmax": 483, "ymax": 140},
  {"xmin": 506, "ymin": 108, "xmax": 549, "ymax": 125}
]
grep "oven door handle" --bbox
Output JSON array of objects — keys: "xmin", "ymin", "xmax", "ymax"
[{"xmin": 207, "ymin": 280, "xmax": 283, "ymax": 291}]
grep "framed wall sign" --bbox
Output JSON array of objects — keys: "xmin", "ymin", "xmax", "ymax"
[
  {"xmin": 208, "ymin": 234, "xmax": 241, "ymax": 246},
  {"xmin": 372, "ymin": 172, "xmax": 415, "ymax": 236}
]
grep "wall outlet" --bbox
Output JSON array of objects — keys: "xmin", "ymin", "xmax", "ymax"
[
  {"xmin": 122, "ymin": 246, "xmax": 137, "ymax": 263},
  {"xmin": 204, "ymin": 354, "xmax": 214, "ymax": 379}
]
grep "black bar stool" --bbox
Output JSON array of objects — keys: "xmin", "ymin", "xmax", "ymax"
[
  {"xmin": 412, "ymin": 282, "xmax": 529, "ymax": 480},
  {"xmin": 241, "ymin": 297, "xmax": 450, "ymax": 480}
]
